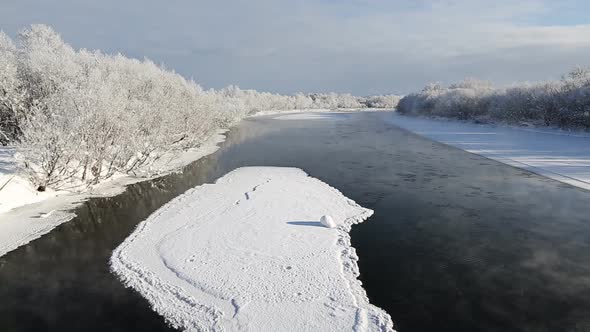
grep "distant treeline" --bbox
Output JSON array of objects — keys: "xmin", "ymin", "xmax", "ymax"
[{"xmin": 398, "ymin": 68, "xmax": 590, "ymax": 129}]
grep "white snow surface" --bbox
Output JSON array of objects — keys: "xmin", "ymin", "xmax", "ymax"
[
  {"xmin": 248, "ymin": 109, "xmax": 333, "ymax": 117},
  {"xmin": 389, "ymin": 113, "xmax": 590, "ymax": 190},
  {"xmin": 275, "ymin": 112, "xmax": 350, "ymax": 121},
  {"xmin": 249, "ymin": 108, "xmax": 385, "ymax": 119},
  {"xmin": 0, "ymin": 147, "xmax": 63, "ymax": 214},
  {"xmin": 110, "ymin": 167, "xmax": 394, "ymax": 332},
  {"xmin": 0, "ymin": 130, "xmax": 227, "ymax": 258},
  {"xmin": 320, "ymin": 215, "xmax": 337, "ymax": 228}
]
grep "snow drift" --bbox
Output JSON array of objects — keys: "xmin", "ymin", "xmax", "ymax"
[{"xmin": 110, "ymin": 167, "xmax": 394, "ymax": 331}]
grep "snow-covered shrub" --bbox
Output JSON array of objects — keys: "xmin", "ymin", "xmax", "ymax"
[
  {"xmin": 0, "ymin": 25, "xmax": 292, "ymax": 188},
  {"xmin": 398, "ymin": 83, "xmax": 445, "ymax": 116},
  {"xmin": 0, "ymin": 24, "xmax": 398, "ymax": 189},
  {"xmin": 0, "ymin": 31, "xmax": 24, "ymax": 144},
  {"xmin": 398, "ymin": 69, "xmax": 590, "ymax": 129},
  {"xmin": 308, "ymin": 93, "xmax": 361, "ymax": 109},
  {"xmin": 362, "ymin": 95, "xmax": 400, "ymax": 109}
]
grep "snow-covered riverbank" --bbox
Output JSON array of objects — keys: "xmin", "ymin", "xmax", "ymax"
[
  {"xmin": 0, "ymin": 109, "xmax": 374, "ymax": 258},
  {"xmin": 110, "ymin": 167, "xmax": 394, "ymax": 331},
  {"xmin": 0, "ymin": 130, "xmax": 227, "ymax": 258},
  {"xmin": 388, "ymin": 113, "xmax": 590, "ymax": 191}
]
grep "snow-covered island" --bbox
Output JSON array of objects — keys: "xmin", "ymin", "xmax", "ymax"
[{"xmin": 110, "ymin": 167, "xmax": 394, "ymax": 331}]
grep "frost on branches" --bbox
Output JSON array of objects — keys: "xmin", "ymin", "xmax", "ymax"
[
  {"xmin": 398, "ymin": 70, "xmax": 590, "ymax": 128},
  {"xmin": 0, "ymin": 25, "xmax": 398, "ymax": 191}
]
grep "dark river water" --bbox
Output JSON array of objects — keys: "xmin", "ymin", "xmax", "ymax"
[{"xmin": 2, "ymin": 112, "xmax": 590, "ymax": 332}]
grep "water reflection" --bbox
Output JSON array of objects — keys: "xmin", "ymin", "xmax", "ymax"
[{"xmin": 1, "ymin": 112, "xmax": 590, "ymax": 332}]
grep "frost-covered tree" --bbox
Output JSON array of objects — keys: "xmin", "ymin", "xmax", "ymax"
[
  {"xmin": 0, "ymin": 32, "xmax": 23, "ymax": 144},
  {"xmin": 398, "ymin": 70, "xmax": 590, "ymax": 129},
  {"xmin": 362, "ymin": 95, "xmax": 400, "ymax": 109},
  {"xmin": 0, "ymin": 24, "xmax": 389, "ymax": 189}
]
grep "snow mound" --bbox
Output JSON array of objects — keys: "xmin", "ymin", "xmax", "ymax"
[
  {"xmin": 320, "ymin": 214, "xmax": 337, "ymax": 228},
  {"xmin": 111, "ymin": 167, "xmax": 394, "ymax": 332}
]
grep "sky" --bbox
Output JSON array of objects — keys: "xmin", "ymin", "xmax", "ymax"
[{"xmin": 1, "ymin": 0, "xmax": 589, "ymax": 95}]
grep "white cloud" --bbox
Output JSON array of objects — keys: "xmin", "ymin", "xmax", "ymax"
[{"xmin": 0, "ymin": 0, "xmax": 589, "ymax": 94}]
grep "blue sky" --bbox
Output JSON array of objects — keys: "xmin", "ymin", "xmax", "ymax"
[{"xmin": 1, "ymin": 0, "xmax": 589, "ymax": 95}]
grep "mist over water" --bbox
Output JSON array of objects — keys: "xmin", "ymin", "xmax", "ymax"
[{"xmin": 1, "ymin": 112, "xmax": 590, "ymax": 331}]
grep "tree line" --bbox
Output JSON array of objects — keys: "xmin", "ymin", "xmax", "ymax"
[
  {"xmin": 398, "ymin": 68, "xmax": 590, "ymax": 128},
  {"xmin": 0, "ymin": 25, "xmax": 398, "ymax": 190}
]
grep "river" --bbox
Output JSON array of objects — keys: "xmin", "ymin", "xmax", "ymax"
[{"xmin": 2, "ymin": 112, "xmax": 590, "ymax": 331}]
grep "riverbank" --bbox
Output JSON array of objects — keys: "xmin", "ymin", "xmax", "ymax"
[
  {"xmin": 110, "ymin": 166, "xmax": 394, "ymax": 331},
  {"xmin": 388, "ymin": 113, "xmax": 590, "ymax": 191},
  {"xmin": 0, "ymin": 109, "xmax": 383, "ymax": 258},
  {"xmin": 0, "ymin": 130, "xmax": 227, "ymax": 258}
]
